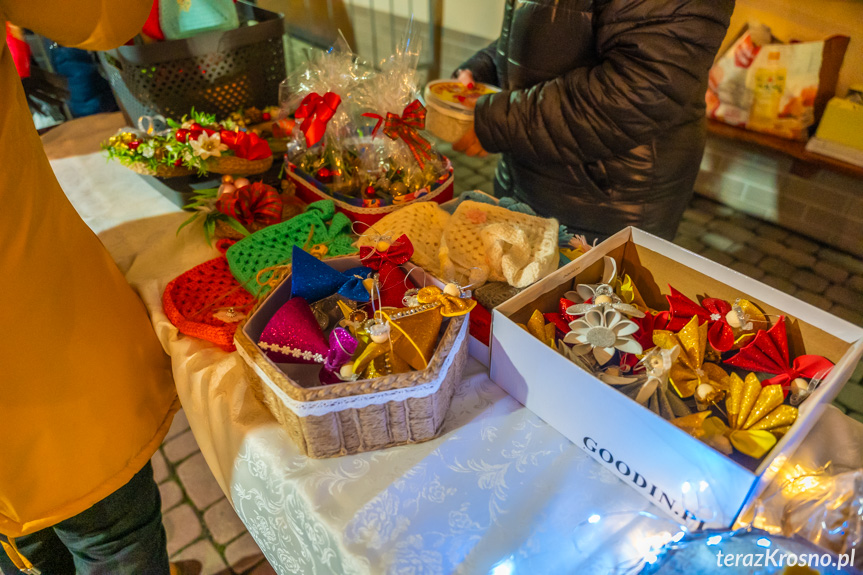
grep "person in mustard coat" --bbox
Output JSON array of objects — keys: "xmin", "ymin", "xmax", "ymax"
[{"xmin": 0, "ymin": 0, "xmax": 180, "ymax": 573}]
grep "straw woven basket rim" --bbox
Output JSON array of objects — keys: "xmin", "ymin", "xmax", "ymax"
[
  {"xmin": 127, "ymin": 161, "xmax": 195, "ymax": 178},
  {"xmin": 208, "ymin": 155, "xmax": 274, "ymax": 175}
]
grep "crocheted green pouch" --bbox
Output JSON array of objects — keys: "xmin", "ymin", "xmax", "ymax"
[{"xmin": 226, "ymin": 200, "xmax": 357, "ymax": 297}]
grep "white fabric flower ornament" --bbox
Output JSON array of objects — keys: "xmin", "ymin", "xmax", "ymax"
[
  {"xmin": 563, "ymin": 307, "xmax": 643, "ymax": 365},
  {"xmin": 190, "ymin": 132, "xmax": 227, "ymax": 159}
]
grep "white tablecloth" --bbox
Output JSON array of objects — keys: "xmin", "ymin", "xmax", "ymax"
[{"xmin": 47, "ymin": 116, "xmax": 863, "ymax": 574}]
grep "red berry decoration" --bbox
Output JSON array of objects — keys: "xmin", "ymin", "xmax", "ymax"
[
  {"xmin": 364, "ymin": 186, "xmax": 375, "ymax": 196},
  {"xmin": 128, "ymin": 140, "xmax": 140, "ymax": 151},
  {"xmin": 174, "ymin": 158, "xmax": 183, "ymax": 166},
  {"xmin": 175, "ymin": 129, "xmax": 189, "ymax": 143},
  {"xmin": 317, "ymin": 168, "xmax": 332, "ymax": 180},
  {"xmin": 262, "ymin": 112, "xmax": 271, "ymax": 121}
]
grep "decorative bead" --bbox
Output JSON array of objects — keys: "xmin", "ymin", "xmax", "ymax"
[
  {"xmin": 726, "ymin": 309, "xmax": 742, "ymax": 329},
  {"xmin": 376, "ymin": 240, "xmax": 391, "ymax": 252},
  {"xmin": 369, "ymin": 322, "xmax": 391, "ymax": 344},
  {"xmin": 363, "ymin": 277, "xmax": 376, "ymax": 294},
  {"xmin": 340, "ymin": 363, "xmax": 355, "ymax": 380},
  {"xmin": 218, "ymin": 183, "xmax": 236, "ymax": 198},
  {"xmin": 234, "ymin": 177, "xmax": 250, "ymax": 189},
  {"xmin": 695, "ymin": 383, "xmax": 715, "ymax": 403},
  {"xmin": 443, "ymin": 283, "xmax": 461, "ymax": 297},
  {"xmin": 594, "ymin": 294, "xmax": 613, "ymax": 305}
]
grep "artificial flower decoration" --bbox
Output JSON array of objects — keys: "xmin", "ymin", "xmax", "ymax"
[
  {"xmin": 653, "ymin": 316, "xmax": 728, "ymax": 402},
  {"xmin": 565, "ymin": 283, "xmax": 645, "ymax": 318},
  {"xmin": 257, "ymin": 297, "xmax": 359, "ymax": 384},
  {"xmin": 219, "ymin": 129, "xmax": 272, "ymax": 161},
  {"xmin": 358, "ymin": 234, "xmax": 415, "ymax": 308},
  {"xmin": 725, "ymin": 315, "xmax": 834, "ymax": 392},
  {"xmin": 289, "ymin": 247, "xmax": 372, "ymax": 303},
  {"xmin": 678, "ymin": 372, "xmax": 799, "ymax": 459},
  {"xmin": 415, "ymin": 285, "xmax": 477, "ymax": 317},
  {"xmin": 665, "ymin": 287, "xmax": 765, "ymax": 352},
  {"xmin": 563, "ymin": 307, "xmax": 643, "ymax": 366},
  {"xmin": 519, "ymin": 310, "xmax": 556, "ymax": 348},
  {"xmin": 215, "ymin": 181, "xmax": 283, "ymax": 230},
  {"xmin": 599, "ymin": 346, "xmax": 692, "ymax": 421},
  {"xmin": 190, "ymin": 131, "xmax": 228, "ymax": 160}
]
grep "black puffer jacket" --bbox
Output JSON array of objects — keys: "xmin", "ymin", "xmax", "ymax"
[{"xmin": 461, "ymin": 0, "xmax": 734, "ymax": 240}]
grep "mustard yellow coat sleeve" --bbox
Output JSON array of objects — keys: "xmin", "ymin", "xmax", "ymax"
[{"xmin": 0, "ymin": 0, "xmax": 179, "ymax": 538}]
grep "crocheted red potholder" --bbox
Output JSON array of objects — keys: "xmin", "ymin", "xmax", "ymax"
[{"xmin": 163, "ymin": 246, "xmax": 255, "ymax": 352}]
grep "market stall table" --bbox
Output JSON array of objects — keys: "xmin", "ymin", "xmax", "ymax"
[{"xmin": 44, "ymin": 114, "xmax": 863, "ymax": 574}]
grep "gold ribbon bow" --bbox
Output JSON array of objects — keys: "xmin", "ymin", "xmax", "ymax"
[
  {"xmin": 416, "ymin": 286, "xmax": 476, "ymax": 317},
  {"xmin": 653, "ymin": 316, "xmax": 728, "ymax": 400}
]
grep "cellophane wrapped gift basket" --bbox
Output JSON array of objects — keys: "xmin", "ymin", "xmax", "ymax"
[{"xmin": 279, "ymin": 31, "xmax": 454, "ymax": 227}]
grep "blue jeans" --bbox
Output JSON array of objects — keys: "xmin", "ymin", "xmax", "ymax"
[{"xmin": 0, "ymin": 462, "xmax": 169, "ymax": 575}]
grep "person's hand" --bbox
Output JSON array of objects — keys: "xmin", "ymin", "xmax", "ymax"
[
  {"xmin": 456, "ymin": 69, "xmax": 476, "ymax": 90},
  {"xmin": 452, "ymin": 69, "xmax": 488, "ymax": 157},
  {"xmin": 453, "ymin": 125, "xmax": 488, "ymax": 157}
]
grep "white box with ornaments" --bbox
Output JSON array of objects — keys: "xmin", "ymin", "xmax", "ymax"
[{"xmin": 489, "ymin": 227, "xmax": 863, "ymax": 530}]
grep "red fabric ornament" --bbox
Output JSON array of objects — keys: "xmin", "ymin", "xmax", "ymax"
[
  {"xmin": 216, "ymin": 182, "xmax": 282, "ymax": 229},
  {"xmin": 543, "ymin": 297, "xmax": 579, "ymax": 335},
  {"xmin": 219, "ymin": 130, "xmax": 272, "ymax": 161},
  {"xmin": 666, "ymin": 286, "xmax": 735, "ymax": 352},
  {"xmin": 631, "ymin": 309, "xmax": 672, "ymax": 352},
  {"xmin": 359, "ymin": 235, "xmax": 414, "ymax": 308},
  {"xmin": 725, "ymin": 316, "xmax": 834, "ymax": 391}
]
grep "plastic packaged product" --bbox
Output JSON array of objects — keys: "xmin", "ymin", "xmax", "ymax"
[
  {"xmin": 423, "ymin": 79, "xmax": 500, "ymax": 143},
  {"xmin": 160, "ymin": 0, "xmax": 240, "ymax": 40}
]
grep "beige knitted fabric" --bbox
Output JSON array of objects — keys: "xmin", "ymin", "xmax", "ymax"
[
  {"xmin": 356, "ymin": 201, "xmax": 450, "ymax": 274},
  {"xmin": 439, "ymin": 200, "xmax": 559, "ymax": 289}
]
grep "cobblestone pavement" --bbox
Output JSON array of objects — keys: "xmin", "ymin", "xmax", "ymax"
[{"xmin": 158, "ymin": 145, "xmax": 863, "ymax": 573}]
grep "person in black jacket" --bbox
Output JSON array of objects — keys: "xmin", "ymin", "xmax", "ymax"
[{"xmin": 453, "ymin": 0, "xmax": 735, "ymax": 241}]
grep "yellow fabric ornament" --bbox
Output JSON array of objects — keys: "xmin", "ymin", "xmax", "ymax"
[
  {"xmin": 517, "ymin": 310, "xmax": 556, "ymax": 348},
  {"xmin": 653, "ymin": 316, "xmax": 728, "ymax": 400},
  {"xmin": 352, "ymin": 306, "xmax": 443, "ymax": 376},
  {"xmin": 673, "ymin": 373, "xmax": 798, "ymax": 459}
]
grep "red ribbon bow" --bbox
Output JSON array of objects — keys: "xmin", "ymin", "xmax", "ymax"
[
  {"xmin": 294, "ymin": 92, "xmax": 341, "ymax": 148},
  {"xmin": 359, "ymin": 235, "xmax": 414, "ymax": 308},
  {"xmin": 219, "ymin": 130, "xmax": 272, "ymax": 161},
  {"xmin": 363, "ymin": 99, "xmax": 434, "ymax": 169},
  {"xmin": 216, "ymin": 182, "xmax": 283, "ymax": 229},
  {"xmin": 666, "ymin": 286, "xmax": 736, "ymax": 352},
  {"xmin": 725, "ymin": 316, "xmax": 834, "ymax": 391}
]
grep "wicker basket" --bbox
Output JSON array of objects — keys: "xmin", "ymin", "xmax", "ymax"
[
  {"xmin": 127, "ymin": 161, "xmax": 195, "ymax": 178},
  {"xmin": 206, "ymin": 155, "xmax": 273, "ymax": 175},
  {"xmin": 234, "ymin": 257, "xmax": 469, "ymax": 458},
  {"xmin": 98, "ymin": 3, "xmax": 285, "ymax": 125}
]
